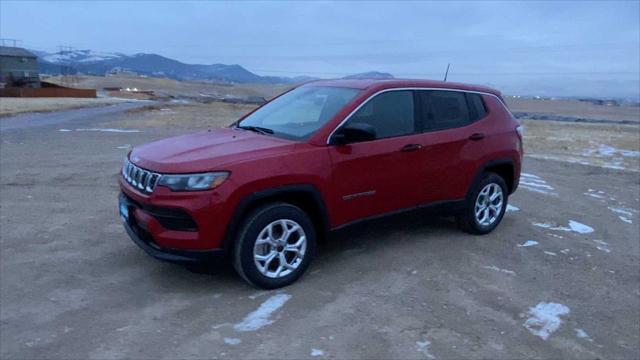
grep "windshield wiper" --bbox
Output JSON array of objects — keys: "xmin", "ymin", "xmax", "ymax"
[{"xmin": 236, "ymin": 125, "xmax": 274, "ymax": 135}]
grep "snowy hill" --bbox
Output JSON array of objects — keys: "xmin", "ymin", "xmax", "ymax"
[{"xmin": 33, "ymin": 48, "xmax": 393, "ymax": 84}]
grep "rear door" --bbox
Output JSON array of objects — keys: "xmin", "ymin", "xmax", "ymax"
[
  {"xmin": 327, "ymin": 90, "xmax": 427, "ymax": 225},
  {"xmin": 415, "ymin": 90, "xmax": 489, "ymax": 203}
]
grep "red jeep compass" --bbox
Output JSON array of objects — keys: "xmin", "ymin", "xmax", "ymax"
[{"xmin": 119, "ymin": 79, "xmax": 522, "ymax": 289}]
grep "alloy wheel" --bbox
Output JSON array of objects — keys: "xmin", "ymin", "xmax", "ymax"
[
  {"xmin": 474, "ymin": 183, "xmax": 504, "ymax": 226},
  {"xmin": 253, "ymin": 219, "xmax": 307, "ymax": 278}
]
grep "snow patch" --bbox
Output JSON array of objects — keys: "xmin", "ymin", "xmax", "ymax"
[
  {"xmin": 574, "ymin": 328, "xmax": 593, "ymax": 342},
  {"xmin": 609, "ymin": 207, "xmax": 634, "ymax": 216},
  {"xmin": 619, "ymin": 216, "xmax": 633, "ymax": 224},
  {"xmin": 609, "ymin": 206, "xmax": 636, "ymax": 224},
  {"xmin": 248, "ymin": 292, "xmax": 267, "ymax": 300},
  {"xmin": 310, "ymin": 348, "xmax": 324, "ymax": 357},
  {"xmin": 518, "ymin": 240, "xmax": 539, "ymax": 247},
  {"xmin": 593, "ymin": 240, "xmax": 611, "ymax": 253},
  {"xmin": 507, "ymin": 204, "xmax": 520, "ymax": 212},
  {"xmin": 533, "ymin": 220, "xmax": 594, "ymax": 234},
  {"xmin": 568, "ymin": 220, "xmax": 594, "ymax": 234},
  {"xmin": 584, "ymin": 192, "xmax": 605, "ymax": 199},
  {"xmin": 233, "ymin": 293, "xmax": 291, "ymax": 332},
  {"xmin": 583, "ymin": 143, "xmax": 640, "ymax": 158},
  {"xmin": 75, "ymin": 128, "xmax": 140, "ymax": 133},
  {"xmin": 223, "ymin": 337, "xmax": 241, "ymax": 345},
  {"xmin": 482, "ymin": 265, "xmax": 516, "ymax": 276},
  {"xmin": 520, "ymin": 181, "xmax": 554, "ymax": 190},
  {"xmin": 523, "ymin": 302, "xmax": 570, "ymax": 340},
  {"xmin": 416, "ymin": 340, "xmax": 435, "ymax": 359},
  {"xmin": 521, "ymin": 172, "xmax": 541, "ymax": 179},
  {"xmin": 544, "ymin": 251, "xmax": 557, "ymax": 256},
  {"xmin": 520, "ymin": 173, "xmax": 556, "ymax": 195}
]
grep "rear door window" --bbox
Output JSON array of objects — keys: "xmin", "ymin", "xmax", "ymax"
[
  {"xmin": 418, "ymin": 90, "xmax": 471, "ymax": 132},
  {"xmin": 348, "ymin": 90, "xmax": 416, "ymax": 139}
]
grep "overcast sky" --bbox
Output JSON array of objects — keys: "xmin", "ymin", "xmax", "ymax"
[{"xmin": 1, "ymin": 1, "xmax": 639, "ymax": 98}]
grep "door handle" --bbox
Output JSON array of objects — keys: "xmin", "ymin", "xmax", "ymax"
[
  {"xmin": 468, "ymin": 133, "xmax": 485, "ymax": 141},
  {"xmin": 400, "ymin": 143, "xmax": 422, "ymax": 152}
]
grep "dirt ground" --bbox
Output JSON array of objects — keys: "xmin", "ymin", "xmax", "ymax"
[{"xmin": 0, "ymin": 100, "xmax": 639, "ymax": 359}]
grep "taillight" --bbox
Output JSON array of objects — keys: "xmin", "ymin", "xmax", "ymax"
[
  {"xmin": 516, "ymin": 125, "xmax": 524, "ymax": 138},
  {"xmin": 515, "ymin": 125, "xmax": 524, "ymax": 156}
]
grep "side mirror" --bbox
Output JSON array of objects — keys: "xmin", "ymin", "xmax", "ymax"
[{"xmin": 332, "ymin": 123, "xmax": 376, "ymax": 144}]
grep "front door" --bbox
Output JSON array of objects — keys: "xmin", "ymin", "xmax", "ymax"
[{"xmin": 327, "ymin": 90, "xmax": 426, "ymax": 226}]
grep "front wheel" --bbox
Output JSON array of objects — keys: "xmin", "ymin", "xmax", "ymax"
[
  {"xmin": 233, "ymin": 202, "xmax": 316, "ymax": 289},
  {"xmin": 457, "ymin": 172, "xmax": 508, "ymax": 234}
]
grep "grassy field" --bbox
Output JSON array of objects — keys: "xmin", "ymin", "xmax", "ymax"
[
  {"xmin": 44, "ymin": 75, "xmax": 292, "ymax": 100},
  {"xmin": 522, "ymin": 119, "xmax": 639, "ymax": 171},
  {"xmin": 506, "ymin": 97, "xmax": 640, "ymax": 122}
]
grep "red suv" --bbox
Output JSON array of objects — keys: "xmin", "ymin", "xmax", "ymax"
[{"xmin": 119, "ymin": 79, "xmax": 522, "ymax": 288}]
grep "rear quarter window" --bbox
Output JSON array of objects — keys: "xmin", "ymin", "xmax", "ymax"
[{"xmin": 467, "ymin": 93, "xmax": 488, "ymax": 121}]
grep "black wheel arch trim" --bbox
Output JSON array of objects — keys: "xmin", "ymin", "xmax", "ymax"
[
  {"xmin": 222, "ymin": 184, "xmax": 330, "ymax": 255},
  {"xmin": 470, "ymin": 158, "xmax": 518, "ymax": 197}
]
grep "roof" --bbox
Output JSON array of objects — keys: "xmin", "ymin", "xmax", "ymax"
[
  {"xmin": 304, "ymin": 78, "xmax": 502, "ymax": 97},
  {"xmin": 0, "ymin": 46, "xmax": 37, "ymax": 58}
]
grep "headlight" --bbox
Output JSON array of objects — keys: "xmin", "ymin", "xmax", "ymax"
[{"xmin": 157, "ymin": 172, "xmax": 229, "ymax": 191}]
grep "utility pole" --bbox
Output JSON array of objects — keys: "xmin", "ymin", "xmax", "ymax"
[{"xmin": 56, "ymin": 45, "xmax": 76, "ymax": 87}]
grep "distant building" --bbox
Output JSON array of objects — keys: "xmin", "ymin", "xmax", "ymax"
[
  {"xmin": 0, "ymin": 46, "xmax": 40, "ymax": 88},
  {"xmin": 105, "ymin": 67, "xmax": 138, "ymax": 77}
]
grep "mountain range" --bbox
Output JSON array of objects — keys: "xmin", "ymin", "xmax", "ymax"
[{"xmin": 32, "ymin": 49, "xmax": 394, "ymax": 84}]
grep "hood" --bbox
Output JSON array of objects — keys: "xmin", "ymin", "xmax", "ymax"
[{"xmin": 130, "ymin": 128, "xmax": 296, "ymax": 173}]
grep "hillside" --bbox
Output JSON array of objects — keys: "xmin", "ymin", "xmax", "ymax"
[{"xmin": 34, "ymin": 49, "xmax": 393, "ymax": 84}]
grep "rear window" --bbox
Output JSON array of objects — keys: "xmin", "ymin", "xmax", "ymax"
[
  {"xmin": 467, "ymin": 93, "xmax": 487, "ymax": 121},
  {"xmin": 418, "ymin": 90, "xmax": 471, "ymax": 132}
]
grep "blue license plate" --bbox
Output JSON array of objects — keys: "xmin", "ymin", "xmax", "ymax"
[{"xmin": 119, "ymin": 200, "xmax": 129, "ymax": 222}]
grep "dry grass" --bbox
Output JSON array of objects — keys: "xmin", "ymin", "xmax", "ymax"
[
  {"xmin": 111, "ymin": 101, "xmax": 257, "ymax": 130},
  {"xmin": 507, "ymin": 97, "xmax": 640, "ymax": 122},
  {"xmin": 0, "ymin": 97, "xmax": 133, "ymax": 116},
  {"xmin": 45, "ymin": 75, "xmax": 292, "ymax": 100},
  {"xmin": 523, "ymin": 119, "xmax": 640, "ymax": 171}
]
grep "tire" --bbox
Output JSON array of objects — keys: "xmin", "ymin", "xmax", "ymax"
[
  {"xmin": 233, "ymin": 202, "xmax": 316, "ymax": 289},
  {"xmin": 457, "ymin": 172, "xmax": 508, "ymax": 235}
]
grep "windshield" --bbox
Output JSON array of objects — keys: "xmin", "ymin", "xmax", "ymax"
[{"xmin": 237, "ymin": 86, "xmax": 361, "ymax": 140}]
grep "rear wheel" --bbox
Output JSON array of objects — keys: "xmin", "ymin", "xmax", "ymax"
[
  {"xmin": 233, "ymin": 202, "xmax": 316, "ymax": 289},
  {"xmin": 457, "ymin": 172, "xmax": 507, "ymax": 234}
]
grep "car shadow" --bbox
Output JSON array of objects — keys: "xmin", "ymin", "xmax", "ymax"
[
  {"xmin": 318, "ymin": 208, "xmax": 460, "ymax": 258},
  {"xmin": 144, "ymin": 208, "xmax": 462, "ymax": 291}
]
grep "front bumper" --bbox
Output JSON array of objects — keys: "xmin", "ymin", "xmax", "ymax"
[
  {"xmin": 123, "ymin": 221, "xmax": 224, "ymax": 263},
  {"xmin": 119, "ymin": 175, "xmax": 233, "ymax": 250},
  {"xmin": 120, "ymin": 192, "xmax": 225, "ymax": 263}
]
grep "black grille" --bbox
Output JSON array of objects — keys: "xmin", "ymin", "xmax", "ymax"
[{"xmin": 121, "ymin": 192, "xmax": 198, "ymax": 232}]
